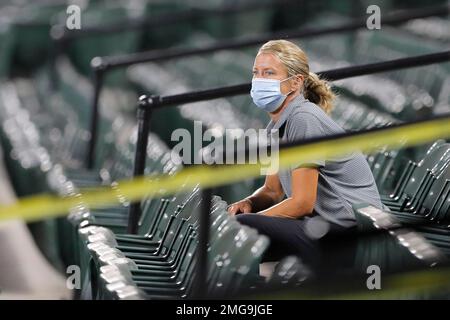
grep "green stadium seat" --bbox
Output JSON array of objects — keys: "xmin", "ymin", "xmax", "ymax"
[{"xmin": 381, "ymin": 143, "xmax": 450, "ymax": 208}]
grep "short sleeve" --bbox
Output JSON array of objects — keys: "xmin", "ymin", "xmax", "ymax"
[{"xmin": 285, "ymin": 112, "xmax": 326, "ymax": 169}]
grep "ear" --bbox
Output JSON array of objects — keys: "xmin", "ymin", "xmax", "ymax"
[{"xmin": 290, "ymin": 75, "xmax": 304, "ymax": 92}]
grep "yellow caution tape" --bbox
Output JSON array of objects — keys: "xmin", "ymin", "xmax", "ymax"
[{"xmin": 0, "ymin": 116, "xmax": 449, "ymax": 222}]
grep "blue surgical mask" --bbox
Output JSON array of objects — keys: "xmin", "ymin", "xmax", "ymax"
[{"xmin": 250, "ymin": 76, "xmax": 293, "ymax": 112}]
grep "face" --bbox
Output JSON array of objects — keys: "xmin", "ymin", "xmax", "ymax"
[{"xmin": 252, "ymin": 52, "xmax": 303, "ymax": 95}]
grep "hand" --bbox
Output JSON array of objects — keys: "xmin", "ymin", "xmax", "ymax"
[{"xmin": 227, "ymin": 199, "xmax": 253, "ymax": 216}]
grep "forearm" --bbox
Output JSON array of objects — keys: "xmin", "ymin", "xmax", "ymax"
[
  {"xmin": 259, "ymin": 197, "xmax": 313, "ymax": 219},
  {"xmin": 246, "ymin": 186, "xmax": 281, "ymax": 212}
]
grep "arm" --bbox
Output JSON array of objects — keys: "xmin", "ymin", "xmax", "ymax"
[
  {"xmin": 259, "ymin": 167, "xmax": 319, "ymax": 219},
  {"xmin": 227, "ymin": 174, "xmax": 285, "ymax": 215}
]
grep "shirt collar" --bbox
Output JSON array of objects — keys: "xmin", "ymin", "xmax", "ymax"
[{"xmin": 266, "ymin": 94, "xmax": 307, "ymax": 131}]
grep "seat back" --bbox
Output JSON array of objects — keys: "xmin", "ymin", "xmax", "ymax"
[{"xmin": 402, "ymin": 144, "xmax": 450, "ymax": 199}]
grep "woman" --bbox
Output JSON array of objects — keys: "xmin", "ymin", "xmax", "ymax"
[{"xmin": 228, "ymin": 40, "xmax": 383, "ymax": 265}]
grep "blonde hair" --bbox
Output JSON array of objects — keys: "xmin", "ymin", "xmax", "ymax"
[{"xmin": 257, "ymin": 39, "xmax": 335, "ymax": 114}]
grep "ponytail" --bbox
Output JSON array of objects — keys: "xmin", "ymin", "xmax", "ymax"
[{"xmin": 304, "ymin": 72, "xmax": 335, "ymax": 114}]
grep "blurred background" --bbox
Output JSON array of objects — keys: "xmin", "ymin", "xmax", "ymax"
[{"xmin": 0, "ymin": 0, "xmax": 449, "ymax": 300}]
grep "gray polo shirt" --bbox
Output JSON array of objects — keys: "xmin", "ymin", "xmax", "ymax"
[{"xmin": 267, "ymin": 95, "xmax": 383, "ymax": 229}]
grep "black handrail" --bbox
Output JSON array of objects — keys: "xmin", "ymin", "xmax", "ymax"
[
  {"xmin": 126, "ymin": 95, "xmax": 157, "ymax": 234},
  {"xmin": 97, "ymin": 5, "xmax": 450, "ymax": 70},
  {"xmin": 194, "ymin": 188, "xmax": 213, "ymax": 299},
  {"xmin": 85, "ymin": 4, "xmax": 449, "ymax": 169},
  {"xmin": 144, "ymin": 51, "xmax": 450, "ymax": 108},
  {"xmin": 126, "ymin": 51, "xmax": 449, "ymax": 298}
]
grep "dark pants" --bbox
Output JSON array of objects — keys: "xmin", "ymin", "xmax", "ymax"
[{"xmin": 236, "ymin": 213, "xmax": 354, "ymax": 266}]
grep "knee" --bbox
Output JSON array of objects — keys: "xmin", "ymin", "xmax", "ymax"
[{"xmin": 235, "ymin": 213, "xmax": 261, "ymax": 228}]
